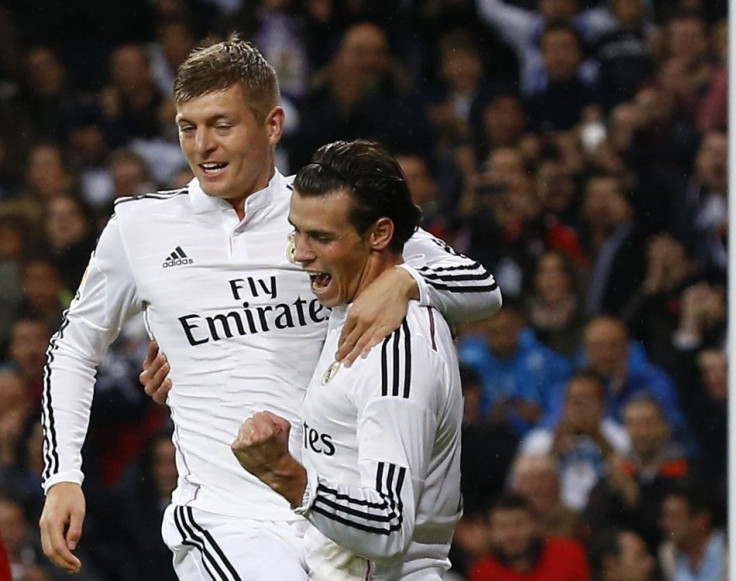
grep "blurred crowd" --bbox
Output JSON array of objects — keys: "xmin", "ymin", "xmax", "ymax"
[{"xmin": 0, "ymin": 0, "xmax": 728, "ymax": 579}]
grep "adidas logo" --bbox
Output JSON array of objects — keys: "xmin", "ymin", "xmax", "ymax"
[{"xmin": 162, "ymin": 246, "xmax": 193, "ymax": 268}]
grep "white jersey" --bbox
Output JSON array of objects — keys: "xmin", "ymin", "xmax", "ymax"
[
  {"xmin": 42, "ymin": 172, "xmax": 499, "ymax": 522},
  {"xmin": 299, "ymin": 303, "xmax": 463, "ymax": 580}
]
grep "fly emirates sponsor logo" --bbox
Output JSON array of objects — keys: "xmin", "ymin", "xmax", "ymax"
[{"xmin": 178, "ymin": 275, "xmax": 328, "ymax": 346}]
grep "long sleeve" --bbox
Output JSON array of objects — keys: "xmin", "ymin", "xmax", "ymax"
[
  {"xmin": 402, "ymin": 228, "xmax": 501, "ymax": 323},
  {"xmin": 41, "ymin": 215, "xmax": 144, "ymax": 491},
  {"xmin": 302, "ymin": 331, "xmax": 453, "ymax": 561}
]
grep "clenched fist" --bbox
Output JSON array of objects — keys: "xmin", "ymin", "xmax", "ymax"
[
  {"xmin": 231, "ymin": 411, "xmax": 292, "ymax": 478},
  {"xmin": 231, "ymin": 411, "xmax": 308, "ymax": 508}
]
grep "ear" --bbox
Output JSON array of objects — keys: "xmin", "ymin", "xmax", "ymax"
[
  {"xmin": 265, "ymin": 106, "xmax": 285, "ymax": 146},
  {"xmin": 369, "ymin": 217, "xmax": 394, "ymax": 251}
]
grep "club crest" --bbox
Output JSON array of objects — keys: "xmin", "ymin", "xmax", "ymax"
[
  {"xmin": 286, "ymin": 233, "xmax": 296, "ymax": 264},
  {"xmin": 321, "ymin": 360, "xmax": 341, "ymax": 385}
]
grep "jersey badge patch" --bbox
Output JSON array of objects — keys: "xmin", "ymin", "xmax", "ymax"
[
  {"xmin": 287, "ymin": 233, "xmax": 297, "ymax": 264},
  {"xmin": 321, "ymin": 360, "xmax": 341, "ymax": 385}
]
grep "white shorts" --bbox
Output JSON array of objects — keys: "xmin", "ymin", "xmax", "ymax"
[{"xmin": 161, "ymin": 504, "xmax": 309, "ymax": 580}]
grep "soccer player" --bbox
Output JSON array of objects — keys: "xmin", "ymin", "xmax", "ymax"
[
  {"xmin": 39, "ymin": 38, "xmax": 500, "ymax": 578},
  {"xmin": 232, "ymin": 140, "xmax": 465, "ymax": 579}
]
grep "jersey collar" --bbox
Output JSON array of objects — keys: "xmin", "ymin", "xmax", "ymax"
[{"xmin": 188, "ymin": 170, "xmax": 289, "ymax": 222}]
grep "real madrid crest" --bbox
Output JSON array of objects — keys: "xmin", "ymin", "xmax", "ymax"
[
  {"xmin": 286, "ymin": 232, "xmax": 297, "ymax": 264},
  {"xmin": 321, "ymin": 360, "xmax": 341, "ymax": 385}
]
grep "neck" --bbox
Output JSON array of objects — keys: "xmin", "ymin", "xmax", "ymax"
[
  {"xmin": 352, "ymin": 251, "xmax": 403, "ymax": 301},
  {"xmin": 228, "ymin": 166, "xmax": 276, "ymax": 220}
]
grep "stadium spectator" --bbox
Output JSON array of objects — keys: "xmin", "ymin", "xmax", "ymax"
[
  {"xmin": 0, "ymin": 215, "xmax": 26, "ymax": 351},
  {"xmin": 588, "ymin": 527, "xmax": 657, "ymax": 581},
  {"xmin": 658, "ymin": 480, "xmax": 726, "ymax": 580},
  {"xmin": 395, "ymin": 151, "xmax": 448, "ymax": 241},
  {"xmin": 468, "ymin": 494, "xmax": 590, "ymax": 581},
  {"xmin": 0, "ymin": 370, "xmax": 32, "ymax": 470},
  {"xmin": 459, "ymin": 303, "xmax": 572, "ymax": 435},
  {"xmin": 15, "ymin": 256, "xmax": 69, "ymax": 332},
  {"xmin": 290, "ymin": 21, "xmax": 430, "ymax": 170},
  {"xmin": 100, "ymin": 44, "xmax": 165, "ymax": 144},
  {"xmin": 583, "ymin": 395, "xmax": 688, "ymax": 551},
  {"xmin": 592, "ymin": 0, "xmax": 655, "ymax": 111},
  {"xmin": 43, "ymin": 194, "xmax": 98, "ymax": 292},
  {"xmin": 523, "ymin": 250, "xmax": 586, "ymax": 358},
  {"xmin": 18, "ymin": 46, "xmax": 71, "ymax": 141},
  {"xmin": 6, "ymin": 317, "xmax": 51, "ymax": 404},
  {"xmin": 476, "ymin": 0, "xmax": 615, "ymax": 96},
  {"xmin": 574, "ymin": 316, "xmax": 685, "ymax": 432},
  {"xmin": 508, "ymin": 452, "xmax": 581, "ymax": 538},
  {"xmin": 526, "ymin": 22, "xmax": 599, "ymax": 132},
  {"xmin": 687, "ymin": 349, "xmax": 727, "ymax": 488},
  {"xmin": 581, "ymin": 171, "xmax": 647, "ymax": 318},
  {"xmin": 521, "ymin": 371, "xmax": 630, "ymax": 510}
]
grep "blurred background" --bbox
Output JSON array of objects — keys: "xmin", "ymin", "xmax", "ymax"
[{"xmin": 0, "ymin": 0, "xmax": 728, "ymax": 579}]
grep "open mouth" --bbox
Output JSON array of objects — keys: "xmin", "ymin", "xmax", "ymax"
[
  {"xmin": 200, "ymin": 162, "xmax": 228, "ymax": 176},
  {"xmin": 308, "ymin": 271, "xmax": 332, "ymax": 290}
]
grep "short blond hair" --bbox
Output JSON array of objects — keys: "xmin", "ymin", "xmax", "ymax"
[{"xmin": 174, "ymin": 34, "xmax": 280, "ymax": 122}]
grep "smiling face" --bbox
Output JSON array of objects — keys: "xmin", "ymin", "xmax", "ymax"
[
  {"xmin": 289, "ymin": 189, "xmax": 375, "ymax": 307},
  {"xmin": 176, "ymin": 84, "xmax": 283, "ymax": 212}
]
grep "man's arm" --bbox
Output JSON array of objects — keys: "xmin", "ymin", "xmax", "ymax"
[
  {"xmin": 234, "ymin": 336, "xmax": 451, "ymax": 562},
  {"xmin": 402, "ymin": 228, "xmax": 502, "ymax": 323},
  {"xmin": 338, "ymin": 229, "xmax": 501, "ymax": 364},
  {"xmin": 39, "ymin": 214, "xmax": 143, "ymax": 572}
]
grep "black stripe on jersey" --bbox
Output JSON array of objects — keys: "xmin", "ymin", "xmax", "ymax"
[
  {"xmin": 416, "ymin": 264, "xmax": 498, "ymax": 283},
  {"xmin": 424, "ymin": 278, "xmax": 498, "ymax": 293},
  {"xmin": 392, "ymin": 324, "xmax": 401, "ymax": 397},
  {"xmin": 175, "ymin": 246, "xmax": 187, "ymax": 258},
  {"xmin": 381, "ymin": 338, "xmax": 389, "ymax": 397},
  {"xmin": 402, "ymin": 320, "xmax": 411, "ymax": 399},
  {"xmin": 417, "ymin": 263, "xmax": 484, "ymax": 275},
  {"xmin": 185, "ymin": 507, "xmax": 242, "ymax": 581},
  {"xmin": 311, "ymin": 462, "xmax": 406, "ymax": 535},
  {"xmin": 415, "ymin": 264, "xmax": 498, "ymax": 293},
  {"xmin": 173, "ymin": 507, "xmax": 224, "ymax": 580},
  {"xmin": 380, "ymin": 322, "xmax": 412, "ymax": 398},
  {"xmin": 114, "ymin": 187, "xmax": 188, "ymax": 206},
  {"xmin": 385, "ymin": 463, "xmax": 406, "ymax": 530},
  {"xmin": 41, "ymin": 313, "xmax": 72, "ymax": 483},
  {"xmin": 426, "ymin": 307, "xmax": 437, "ymax": 351}
]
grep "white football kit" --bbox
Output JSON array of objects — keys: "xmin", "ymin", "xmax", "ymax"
[
  {"xmin": 298, "ymin": 303, "xmax": 463, "ymax": 580},
  {"xmin": 41, "ymin": 172, "xmax": 499, "ymax": 578}
]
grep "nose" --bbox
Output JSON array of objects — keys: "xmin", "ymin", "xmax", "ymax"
[
  {"xmin": 194, "ymin": 127, "xmax": 215, "ymax": 156},
  {"xmin": 293, "ymin": 232, "xmax": 315, "ymax": 264}
]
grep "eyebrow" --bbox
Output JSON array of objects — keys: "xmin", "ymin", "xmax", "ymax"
[
  {"xmin": 287, "ymin": 219, "xmax": 333, "ymax": 238},
  {"xmin": 175, "ymin": 113, "xmax": 231, "ymax": 125}
]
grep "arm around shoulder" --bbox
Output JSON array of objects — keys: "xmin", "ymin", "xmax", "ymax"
[{"xmin": 402, "ymin": 228, "xmax": 502, "ymax": 323}]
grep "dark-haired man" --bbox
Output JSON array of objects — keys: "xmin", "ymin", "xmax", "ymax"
[
  {"xmin": 468, "ymin": 494, "xmax": 589, "ymax": 580},
  {"xmin": 232, "ymin": 140, "xmax": 464, "ymax": 579}
]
